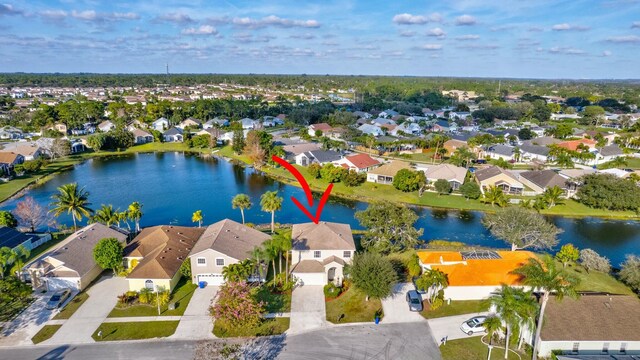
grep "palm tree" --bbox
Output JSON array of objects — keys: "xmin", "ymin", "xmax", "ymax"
[
  {"xmin": 482, "ymin": 315, "xmax": 503, "ymax": 360},
  {"xmin": 606, "ymin": 156, "xmax": 628, "ymax": 169},
  {"xmin": 192, "ymin": 210, "xmax": 203, "ymax": 228},
  {"xmin": 9, "ymin": 245, "xmax": 30, "ymax": 277},
  {"xmin": 364, "ymin": 134, "xmax": 376, "ymax": 155},
  {"xmin": 272, "ymin": 230, "xmax": 291, "ymax": 277},
  {"xmin": 542, "ymin": 186, "xmax": 564, "ymax": 208},
  {"xmin": 50, "ymin": 183, "xmax": 93, "ymax": 230},
  {"xmin": 91, "ymin": 204, "xmax": 119, "ymax": 226},
  {"xmin": 250, "ymin": 246, "xmax": 266, "ymax": 281},
  {"xmin": 127, "ymin": 202, "xmax": 143, "ymax": 232},
  {"xmin": 261, "ymin": 239, "xmax": 280, "ymax": 287},
  {"xmin": 415, "ymin": 269, "xmax": 449, "ymax": 303},
  {"xmin": 554, "ymin": 152, "xmax": 574, "ymax": 168},
  {"xmin": 222, "ymin": 259, "xmax": 254, "ymax": 282},
  {"xmin": 0, "ymin": 247, "xmax": 16, "ymax": 278},
  {"xmin": 482, "ymin": 186, "xmax": 507, "ymax": 207},
  {"xmin": 260, "ymin": 191, "xmax": 283, "ymax": 233},
  {"xmin": 519, "ymin": 199, "xmax": 533, "ymax": 209},
  {"xmin": 231, "ymin": 194, "xmax": 252, "ymax": 224},
  {"xmin": 511, "ymin": 256, "xmax": 579, "ymax": 360},
  {"xmin": 513, "ymin": 147, "xmax": 521, "ymax": 163},
  {"xmin": 491, "ymin": 285, "xmax": 536, "ymax": 359}
]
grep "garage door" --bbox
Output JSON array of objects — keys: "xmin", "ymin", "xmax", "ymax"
[
  {"xmin": 197, "ymin": 273, "xmax": 225, "ymax": 286},
  {"xmin": 293, "ymin": 272, "xmax": 326, "ymax": 286},
  {"xmin": 45, "ymin": 277, "xmax": 80, "ymax": 292}
]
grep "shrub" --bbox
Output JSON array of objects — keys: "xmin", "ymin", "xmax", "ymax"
[
  {"xmin": 392, "ymin": 169, "xmax": 426, "ymax": 192},
  {"xmin": 579, "ymin": 249, "xmax": 611, "ymax": 273},
  {"xmin": 406, "ymin": 253, "xmax": 422, "ymax": 278},
  {"xmin": 619, "ymin": 255, "xmax": 640, "ymax": 292},
  {"xmin": 434, "ymin": 179, "xmax": 452, "ymax": 195},
  {"xmin": 348, "ymin": 252, "xmax": 398, "ymax": 300},
  {"xmin": 324, "ymin": 283, "xmax": 342, "ymax": 299},
  {"xmin": 555, "ymin": 244, "xmax": 579, "ymax": 268},
  {"xmin": 210, "ymin": 281, "xmax": 264, "ymax": 329},
  {"xmin": 138, "ymin": 288, "xmax": 153, "ymax": 304},
  {"xmin": 307, "ymin": 163, "xmax": 322, "ymax": 179},
  {"xmin": 459, "ymin": 182, "xmax": 481, "ymax": 200}
]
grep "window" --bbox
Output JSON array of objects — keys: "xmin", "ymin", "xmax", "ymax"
[
  {"xmin": 620, "ymin": 343, "xmax": 627, "ymax": 354},
  {"xmin": 343, "ymin": 251, "xmax": 351, "ymax": 258},
  {"xmin": 197, "ymin": 258, "xmax": 206, "ymax": 266},
  {"xmin": 145, "ymin": 280, "xmax": 154, "ymax": 290},
  {"xmin": 216, "ymin": 258, "xmax": 225, "ymax": 266},
  {"xmin": 314, "ymin": 251, "xmax": 321, "ymax": 258},
  {"xmin": 602, "ymin": 343, "xmax": 609, "ymax": 354},
  {"xmin": 572, "ymin": 343, "xmax": 579, "ymax": 354}
]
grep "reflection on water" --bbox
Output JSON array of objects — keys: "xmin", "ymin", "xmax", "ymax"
[{"xmin": 2, "ymin": 152, "xmax": 638, "ymax": 266}]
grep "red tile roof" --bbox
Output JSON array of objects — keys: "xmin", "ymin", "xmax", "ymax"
[
  {"xmin": 310, "ymin": 123, "xmax": 333, "ymax": 131},
  {"xmin": 346, "ymin": 153, "xmax": 380, "ymax": 169},
  {"xmin": 556, "ymin": 139, "xmax": 596, "ymax": 152}
]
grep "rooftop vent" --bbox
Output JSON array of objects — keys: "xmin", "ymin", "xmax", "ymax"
[
  {"xmin": 234, "ymin": 236, "xmax": 239, "ymax": 239},
  {"xmin": 225, "ymin": 229, "xmax": 231, "ymax": 232},
  {"xmin": 160, "ymin": 256, "xmax": 165, "ymax": 259},
  {"xmin": 178, "ymin": 232, "xmax": 183, "ymax": 235}
]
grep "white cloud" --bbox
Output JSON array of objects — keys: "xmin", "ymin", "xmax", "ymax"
[
  {"xmin": 426, "ymin": 27, "xmax": 446, "ymax": 38},
  {"xmin": 455, "ymin": 15, "xmax": 476, "ymax": 26},
  {"xmin": 605, "ymin": 35, "xmax": 640, "ymax": 43},
  {"xmin": 392, "ymin": 13, "xmax": 441, "ymax": 25},
  {"xmin": 456, "ymin": 34, "xmax": 480, "ymax": 40},
  {"xmin": 232, "ymin": 15, "xmax": 320, "ymax": 29},
  {"xmin": 68, "ymin": 10, "xmax": 139, "ymax": 22},
  {"xmin": 420, "ymin": 44, "xmax": 442, "ymax": 50},
  {"xmin": 182, "ymin": 25, "xmax": 217, "ymax": 35},
  {"xmin": 551, "ymin": 23, "xmax": 590, "ymax": 31},
  {"xmin": 0, "ymin": 3, "xmax": 23, "ymax": 16},
  {"xmin": 603, "ymin": 50, "xmax": 612, "ymax": 56},
  {"xmin": 549, "ymin": 46, "xmax": 586, "ymax": 55},
  {"xmin": 633, "ymin": 21, "xmax": 640, "ymax": 29}
]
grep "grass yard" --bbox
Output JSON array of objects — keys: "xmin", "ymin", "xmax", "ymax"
[
  {"xmin": 53, "ymin": 292, "xmax": 89, "ymax": 320},
  {"xmin": 107, "ymin": 277, "xmax": 197, "ymax": 317},
  {"xmin": 213, "ymin": 318, "xmax": 290, "ymax": 338},
  {"xmin": 598, "ymin": 156, "xmax": 640, "ymax": 170},
  {"xmin": 92, "ymin": 321, "xmax": 179, "ymax": 341},
  {"xmin": 255, "ymin": 287, "xmax": 292, "ymax": 313},
  {"xmin": 325, "ymin": 287, "xmax": 383, "ymax": 324},
  {"xmin": 0, "ymin": 157, "xmax": 81, "ymax": 203},
  {"xmin": 563, "ymin": 263, "xmax": 633, "ymax": 295},
  {"xmin": 31, "ymin": 325, "xmax": 62, "ymax": 344},
  {"xmin": 440, "ymin": 336, "xmax": 532, "ymax": 360},
  {"xmin": 420, "ymin": 300, "xmax": 489, "ymax": 319}
]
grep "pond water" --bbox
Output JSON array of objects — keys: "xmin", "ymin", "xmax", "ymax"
[{"xmin": 2, "ymin": 152, "xmax": 638, "ymax": 266}]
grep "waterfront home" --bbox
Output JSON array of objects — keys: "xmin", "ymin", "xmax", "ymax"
[
  {"xmin": 98, "ymin": 120, "xmax": 116, "ymax": 132},
  {"xmin": 124, "ymin": 225, "xmax": 205, "ymax": 292},
  {"xmin": 131, "ymin": 128, "xmax": 154, "ymax": 144},
  {"xmin": 152, "ymin": 117, "xmax": 169, "ymax": 131},
  {"xmin": 422, "ymin": 163, "xmax": 467, "ymax": 190},
  {"xmin": 26, "ymin": 223, "xmax": 128, "ymax": 291},
  {"xmin": 335, "ymin": 153, "xmax": 381, "ymax": 172},
  {"xmin": 177, "ymin": 117, "xmax": 202, "ymax": 129},
  {"xmin": 163, "ymin": 127, "xmax": 184, "ymax": 142},
  {"xmin": 357, "ymin": 124, "xmax": 384, "ymax": 137},
  {"xmin": 291, "ymin": 222, "xmax": 356, "ymax": 286},
  {"xmin": 366, "ymin": 160, "xmax": 411, "ymax": 184},
  {"xmin": 282, "ymin": 142, "xmax": 322, "ymax": 160},
  {"xmin": 533, "ymin": 294, "xmax": 640, "ymax": 357},
  {"xmin": 0, "ymin": 143, "xmax": 42, "ymax": 161},
  {"xmin": 0, "ymin": 152, "xmax": 24, "ymax": 175},
  {"xmin": 308, "ymin": 122, "xmax": 333, "ymax": 137},
  {"xmin": 295, "ymin": 150, "xmax": 342, "ymax": 166},
  {"xmin": 188, "ymin": 219, "xmax": 271, "ymax": 286},
  {"xmin": 417, "ymin": 250, "xmax": 536, "ymax": 300},
  {"xmin": 518, "ymin": 170, "xmax": 569, "ymax": 196},
  {"xmin": 0, "ymin": 226, "xmax": 40, "ymax": 251},
  {"xmin": 474, "ymin": 165, "xmax": 524, "ymax": 195}
]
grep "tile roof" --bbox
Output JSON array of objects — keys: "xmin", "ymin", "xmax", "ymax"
[
  {"xmin": 306, "ymin": 150, "xmax": 342, "ymax": 163},
  {"xmin": 282, "ymin": 142, "xmax": 322, "ymax": 155},
  {"xmin": 599, "ymin": 144, "xmax": 623, "ymax": 157},
  {"xmin": 423, "ymin": 164, "xmax": 467, "ymax": 183},
  {"xmin": 417, "ymin": 250, "xmax": 537, "ymax": 286},
  {"xmin": 310, "ymin": 123, "xmax": 332, "ymax": 131},
  {"xmin": 0, "ymin": 151, "xmax": 21, "ymax": 164},
  {"xmin": 519, "ymin": 144, "xmax": 550, "ymax": 156},
  {"xmin": 345, "ymin": 153, "xmax": 380, "ymax": 169},
  {"xmin": 163, "ymin": 127, "xmax": 183, "ymax": 135},
  {"xmin": 189, "ymin": 219, "xmax": 270, "ymax": 260},
  {"xmin": 556, "ymin": 139, "xmax": 597, "ymax": 151},
  {"xmin": 541, "ymin": 294, "xmax": 640, "ymax": 341},
  {"xmin": 292, "ymin": 222, "xmax": 355, "ymax": 251}
]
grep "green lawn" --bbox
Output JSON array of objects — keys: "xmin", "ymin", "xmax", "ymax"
[
  {"xmin": 92, "ymin": 321, "xmax": 179, "ymax": 341},
  {"xmin": 441, "ymin": 336, "xmax": 532, "ymax": 360},
  {"xmin": 598, "ymin": 156, "xmax": 640, "ymax": 170},
  {"xmin": 0, "ymin": 157, "xmax": 82, "ymax": 203},
  {"xmin": 53, "ymin": 292, "xmax": 89, "ymax": 320},
  {"xmin": 564, "ymin": 263, "xmax": 633, "ymax": 295},
  {"xmin": 31, "ymin": 325, "xmax": 62, "ymax": 344},
  {"xmin": 255, "ymin": 287, "xmax": 292, "ymax": 313},
  {"xmin": 213, "ymin": 317, "xmax": 289, "ymax": 338},
  {"xmin": 108, "ymin": 277, "xmax": 197, "ymax": 317},
  {"xmin": 325, "ymin": 287, "xmax": 383, "ymax": 324},
  {"xmin": 420, "ymin": 300, "xmax": 489, "ymax": 319}
]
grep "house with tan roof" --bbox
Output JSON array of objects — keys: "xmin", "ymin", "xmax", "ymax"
[
  {"xmin": 26, "ymin": 223, "xmax": 128, "ymax": 291},
  {"xmin": 308, "ymin": 123, "xmax": 333, "ymax": 137},
  {"xmin": 0, "ymin": 151, "xmax": 24, "ymax": 175},
  {"xmin": 177, "ymin": 117, "xmax": 202, "ymax": 129},
  {"xmin": 417, "ymin": 250, "xmax": 536, "ymax": 300},
  {"xmin": 130, "ymin": 128, "xmax": 154, "ymax": 144},
  {"xmin": 124, "ymin": 225, "xmax": 205, "ymax": 292},
  {"xmin": 366, "ymin": 160, "xmax": 411, "ymax": 184},
  {"xmin": 443, "ymin": 139, "xmax": 468, "ymax": 156},
  {"xmin": 474, "ymin": 166, "xmax": 524, "ymax": 195},
  {"xmin": 291, "ymin": 222, "xmax": 356, "ymax": 286},
  {"xmin": 423, "ymin": 164, "xmax": 468, "ymax": 190},
  {"xmin": 188, "ymin": 219, "xmax": 271, "ymax": 286},
  {"xmin": 1, "ymin": 143, "xmax": 42, "ymax": 161}
]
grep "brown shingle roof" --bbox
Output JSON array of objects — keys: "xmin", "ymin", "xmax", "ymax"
[
  {"xmin": 475, "ymin": 166, "xmax": 518, "ymax": 182},
  {"xmin": 292, "ymin": 222, "xmax": 355, "ymax": 251},
  {"xmin": 0, "ymin": 151, "xmax": 21, "ymax": 164},
  {"xmin": 126, "ymin": 226, "xmax": 205, "ymax": 279},
  {"xmin": 541, "ymin": 294, "xmax": 640, "ymax": 341},
  {"xmin": 519, "ymin": 170, "xmax": 567, "ymax": 189},
  {"xmin": 189, "ymin": 219, "xmax": 271, "ymax": 260},
  {"xmin": 292, "ymin": 260, "xmax": 325, "ymax": 273},
  {"xmin": 367, "ymin": 160, "xmax": 411, "ymax": 177}
]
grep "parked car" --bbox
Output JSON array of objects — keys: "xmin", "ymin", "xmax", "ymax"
[
  {"xmin": 46, "ymin": 288, "xmax": 71, "ymax": 310},
  {"xmin": 406, "ymin": 290, "xmax": 423, "ymax": 312},
  {"xmin": 460, "ymin": 315, "xmax": 487, "ymax": 336}
]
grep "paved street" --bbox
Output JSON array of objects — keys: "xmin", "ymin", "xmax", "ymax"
[
  {"xmin": 171, "ymin": 285, "xmax": 218, "ymax": 340},
  {"xmin": 47, "ymin": 276, "xmax": 128, "ymax": 345},
  {"xmin": 427, "ymin": 312, "xmax": 490, "ymax": 343},
  {"xmin": 380, "ymin": 283, "xmax": 425, "ymax": 324},
  {"xmin": 0, "ymin": 294, "xmax": 56, "ymax": 347},
  {"xmin": 288, "ymin": 285, "xmax": 326, "ymax": 334}
]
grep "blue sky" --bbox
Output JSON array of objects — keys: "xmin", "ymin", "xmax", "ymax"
[{"xmin": 1, "ymin": 0, "xmax": 639, "ymax": 78}]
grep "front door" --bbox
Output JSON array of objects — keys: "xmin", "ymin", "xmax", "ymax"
[{"xmin": 327, "ymin": 267, "xmax": 336, "ymax": 282}]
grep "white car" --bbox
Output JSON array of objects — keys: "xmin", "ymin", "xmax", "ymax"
[{"xmin": 460, "ymin": 316, "xmax": 487, "ymax": 336}]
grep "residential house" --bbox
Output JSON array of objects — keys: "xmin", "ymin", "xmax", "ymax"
[
  {"xmin": 485, "ymin": 144, "xmax": 516, "ymax": 161},
  {"xmin": 448, "ymin": 111, "xmax": 471, "ymax": 121},
  {"xmin": 177, "ymin": 117, "xmax": 201, "ymax": 129},
  {"xmin": 291, "ymin": 222, "xmax": 356, "ymax": 286},
  {"xmin": 188, "ymin": 219, "xmax": 271, "ymax": 286},
  {"xmin": 366, "ymin": 160, "xmax": 411, "ymax": 184},
  {"xmin": 282, "ymin": 142, "xmax": 322, "ymax": 161},
  {"xmin": 518, "ymin": 170, "xmax": 569, "ymax": 196},
  {"xmin": 519, "ymin": 144, "xmax": 550, "ymax": 163},
  {"xmin": 533, "ymin": 294, "xmax": 640, "ymax": 357},
  {"xmin": 131, "ymin": 128, "xmax": 154, "ymax": 144},
  {"xmin": 163, "ymin": 127, "xmax": 184, "ymax": 142},
  {"xmin": 598, "ymin": 168, "xmax": 630, "ymax": 178},
  {"xmin": 443, "ymin": 139, "xmax": 469, "ymax": 156},
  {"xmin": 196, "ymin": 128, "xmax": 225, "ymax": 143},
  {"xmin": 523, "ymin": 137, "xmax": 562, "ymax": 147},
  {"xmin": 474, "ymin": 166, "xmax": 524, "ymax": 195},
  {"xmin": 1, "ymin": 143, "xmax": 42, "ymax": 161},
  {"xmin": 557, "ymin": 139, "xmax": 597, "ymax": 152},
  {"xmin": 26, "ymin": 223, "xmax": 128, "ymax": 291},
  {"xmin": 371, "ymin": 118, "xmax": 397, "ymax": 127},
  {"xmin": 0, "ymin": 226, "xmax": 40, "ymax": 251},
  {"xmin": 596, "ymin": 145, "xmax": 624, "ymax": 164},
  {"xmin": 417, "ymin": 250, "xmax": 536, "ymax": 300},
  {"xmin": 203, "ymin": 118, "xmax": 229, "ymax": 129},
  {"xmin": 432, "ymin": 120, "xmax": 456, "ymax": 133},
  {"xmin": 391, "ymin": 122, "xmax": 421, "ymax": 136},
  {"xmin": 335, "ymin": 153, "xmax": 381, "ymax": 172},
  {"xmin": 308, "ymin": 123, "xmax": 333, "ymax": 137},
  {"xmin": 422, "ymin": 164, "xmax": 468, "ymax": 190},
  {"xmin": 241, "ymin": 118, "xmax": 260, "ymax": 130},
  {"xmin": 98, "ymin": 120, "xmax": 116, "ymax": 132},
  {"xmin": 358, "ymin": 124, "xmax": 384, "ymax": 137},
  {"xmin": 52, "ymin": 123, "xmax": 68, "ymax": 134},
  {"xmin": 152, "ymin": 117, "xmax": 169, "ymax": 131},
  {"xmin": 353, "ymin": 111, "xmax": 372, "ymax": 119},
  {"xmin": 0, "ymin": 152, "xmax": 24, "ymax": 175},
  {"xmin": 379, "ymin": 109, "xmax": 398, "ymax": 118},
  {"xmin": 124, "ymin": 225, "xmax": 205, "ymax": 292},
  {"xmin": 295, "ymin": 150, "xmax": 342, "ymax": 166}
]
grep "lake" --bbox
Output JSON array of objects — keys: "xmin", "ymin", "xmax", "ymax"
[{"xmin": 2, "ymin": 152, "xmax": 638, "ymax": 266}]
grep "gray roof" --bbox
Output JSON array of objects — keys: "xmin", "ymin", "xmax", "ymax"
[
  {"xmin": 306, "ymin": 150, "xmax": 342, "ymax": 163},
  {"xmin": 519, "ymin": 170, "xmax": 567, "ymax": 189},
  {"xmin": 0, "ymin": 227, "xmax": 38, "ymax": 249},
  {"xmin": 163, "ymin": 127, "xmax": 183, "ymax": 135},
  {"xmin": 599, "ymin": 145, "xmax": 623, "ymax": 157},
  {"xmin": 523, "ymin": 137, "xmax": 561, "ymax": 146},
  {"xmin": 189, "ymin": 219, "xmax": 271, "ymax": 260},
  {"xmin": 519, "ymin": 144, "xmax": 550, "ymax": 156},
  {"xmin": 488, "ymin": 144, "xmax": 515, "ymax": 157},
  {"xmin": 292, "ymin": 222, "xmax": 355, "ymax": 251}
]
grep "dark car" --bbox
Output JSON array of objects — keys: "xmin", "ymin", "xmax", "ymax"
[
  {"xmin": 46, "ymin": 288, "xmax": 71, "ymax": 310},
  {"xmin": 406, "ymin": 290, "xmax": 423, "ymax": 312}
]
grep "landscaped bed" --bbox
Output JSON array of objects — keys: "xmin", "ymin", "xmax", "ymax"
[
  {"xmin": 440, "ymin": 336, "xmax": 531, "ymax": 360},
  {"xmin": 91, "ymin": 321, "xmax": 179, "ymax": 341},
  {"xmin": 420, "ymin": 300, "xmax": 489, "ymax": 319},
  {"xmin": 107, "ymin": 277, "xmax": 197, "ymax": 317},
  {"xmin": 213, "ymin": 318, "xmax": 290, "ymax": 338},
  {"xmin": 53, "ymin": 292, "xmax": 89, "ymax": 320},
  {"xmin": 325, "ymin": 287, "xmax": 383, "ymax": 324},
  {"xmin": 31, "ymin": 325, "xmax": 62, "ymax": 344}
]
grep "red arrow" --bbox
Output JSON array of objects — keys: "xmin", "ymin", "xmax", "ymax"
[{"xmin": 271, "ymin": 155, "xmax": 333, "ymax": 224}]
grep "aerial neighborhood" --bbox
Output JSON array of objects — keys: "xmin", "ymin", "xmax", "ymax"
[{"xmin": 1, "ymin": 75, "xmax": 640, "ymax": 360}]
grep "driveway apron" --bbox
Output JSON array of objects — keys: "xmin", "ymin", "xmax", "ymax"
[
  {"xmin": 380, "ymin": 283, "xmax": 425, "ymax": 324},
  {"xmin": 288, "ymin": 285, "xmax": 326, "ymax": 334},
  {"xmin": 171, "ymin": 285, "xmax": 218, "ymax": 339}
]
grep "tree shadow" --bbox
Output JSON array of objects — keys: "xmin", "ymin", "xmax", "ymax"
[{"xmin": 37, "ymin": 345, "xmax": 74, "ymax": 360}]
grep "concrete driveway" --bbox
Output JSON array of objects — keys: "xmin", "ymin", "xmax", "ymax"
[
  {"xmin": 288, "ymin": 285, "xmax": 326, "ymax": 334},
  {"xmin": 171, "ymin": 285, "xmax": 218, "ymax": 339},
  {"xmin": 427, "ymin": 312, "xmax": 491, "ymax": 343},
  {"xmin": 380, "ymin": 283, "xmax": 425, "ymax": 324},
  {"xmin": 0, "ymin": 293, "xmax": 57, "ymax": 347},
  {"xmin": 47, "ymin": 275, "xmax": 128, "ymax": 345}
]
